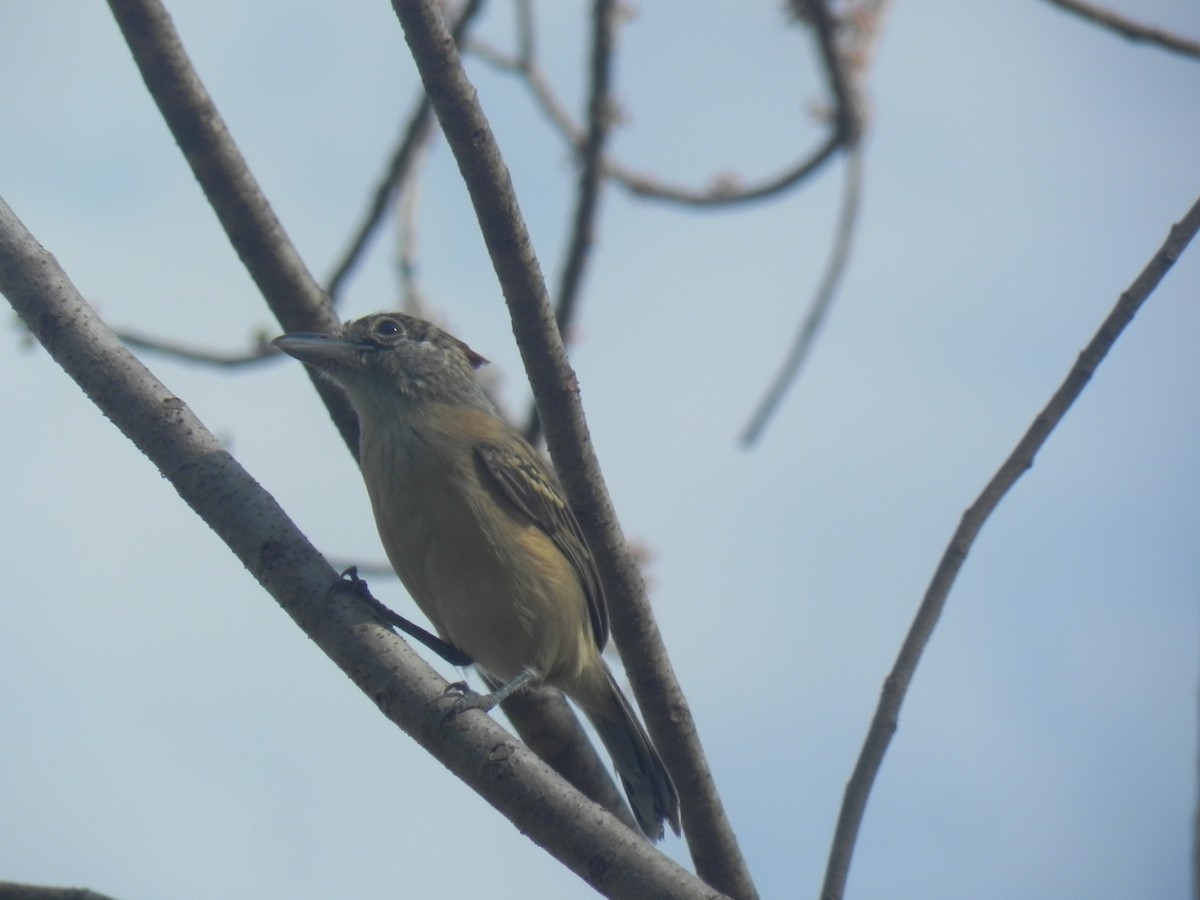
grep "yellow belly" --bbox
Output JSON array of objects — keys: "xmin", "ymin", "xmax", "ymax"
[{"xmin": 359, "ymin": 419, "xmax": 594, "ymax": 685}]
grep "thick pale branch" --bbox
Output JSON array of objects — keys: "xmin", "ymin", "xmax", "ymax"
[
  {"xmin": 388, "ymin": 2, "xmax": 756, "ymax": 896},
  {"xmin": 819, "ymin": 193, "xmax": 1200, "ymax": 900},
  {"xmin": 0, "ymin": 196, "xmax": 720, "ymax": 900}
]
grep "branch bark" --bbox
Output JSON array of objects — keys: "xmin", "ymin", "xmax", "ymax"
[{"xmin": 819, "ymin": 192, "xmax": 1200, "ymax": 900}]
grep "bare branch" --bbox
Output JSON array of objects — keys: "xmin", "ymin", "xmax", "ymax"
[
  {"xmin": 467, "ymin": 4, "xmax": 855, "ymax": 210},
  {"xmin": 524, "ymin": 0, "xmax": 619, "ymax": 445},
  {"xmin": 740, "ymin": 145, "xmax": 864, "ymax": 446},
  {"xmin": 387, "ymin": 2, "xmax": 757, "ymax": 895},
  {"xmin": 1043, "ymin": 0, "xmax": 1200, "ymax": 60},
  {"xmin": 105, "ymin": 0, "xmax": 357, "ymax": 450},
  {"xmin": 116, "ymin": 327, "xmax": 277, "ymax": 367},
  {"xmin": 0, "ymin": 882, "xmax": 120, "ymax": 900},
  {"xmin": 396, "ymin": 155, "xmax": 432, "ymax": 317},
  {"xmin": 607, "ymin": 135, "xmax": 842, "ymax": 207},
  {"xmin": 799, "ymin": 0, "xmax": 864, "ymax": 147},
  {"xmin": 0, "ymin": 196, "xmax": 721, "ymax": 900},
  {"xmin": 739, "ymin": 0, "xmax": 880, "ymax": 445},
  {"xmin": 324, "ymin": 0, "xmax": 488, "ymax": 303},
  {"xmin": 325, "ymin": 99, "xmax": 437, "ymax": 304},
  {"xmin": 819, "ymin": 193, "xmax": 1200, "ymax": 900}
]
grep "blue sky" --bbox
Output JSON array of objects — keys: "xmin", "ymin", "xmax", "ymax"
[{"xmin": 2, "ymin": 2, "xmax": 1198, "ymax": 898}]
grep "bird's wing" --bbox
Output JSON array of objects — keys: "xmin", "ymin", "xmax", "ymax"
[{"xmin": 475, "ymin": 441, "xmax": 609, "ymax": 650}]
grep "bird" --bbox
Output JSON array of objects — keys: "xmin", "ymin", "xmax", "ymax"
[{"xmin": 273, "ymin": 312, "xmax": 680, "ymax": 840}]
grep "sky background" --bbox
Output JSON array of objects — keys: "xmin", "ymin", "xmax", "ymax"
[{"xmin": 2, "ymin": 1, "xmax": 1199, "ymax": 898}]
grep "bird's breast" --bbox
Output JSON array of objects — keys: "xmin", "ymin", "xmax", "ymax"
[{"xmin": 357, "ymin": 416, "xmax": 593, "ymax": 684}]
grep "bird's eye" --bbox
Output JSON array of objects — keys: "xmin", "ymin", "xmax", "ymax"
[{"xmin": 373, "ymin": 318, "xmax": 402, "ymax": 338}]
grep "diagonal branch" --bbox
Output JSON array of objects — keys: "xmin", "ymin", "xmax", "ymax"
[
  {"xmin": 0, "ymin": 196, "xmax": 720, "ymax": 900},
  {"xmin": 819, "ymin": 193, "xmax": 1200, "ymax": 900},
  {"xmin": 736, "ymin": 0, "xmax": 871, "ymax": 444},
  {"xmin": 324, "ymin": 0, "xmax": 488, "ymax": 303},
  {"xmin": 106, "ymin": 0, "xmax": 357, "ymax": 450},
  {"xmin": 1043, "ymin": 0, "xmax": 1200, "ymax": 60},
  {"xmin": 523, "ymin": 0, "xmax": 619, "ymax": 445},
  {"xmin": 388, "ymin": 1, "xmax": 757, "ymax": 896},
  {"xmin": 103, "ymin": 2, "xmax": 487, "ymax": 365},
  {"xmin": 739, "ymin": 144, "xmax": 864, "ymax": 446}
]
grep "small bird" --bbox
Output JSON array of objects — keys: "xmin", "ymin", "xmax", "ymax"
[{"xmin": 274, "ymin": 312, "xmax": 680, "ymax": 840}]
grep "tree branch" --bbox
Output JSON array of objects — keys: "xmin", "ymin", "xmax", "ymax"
[
  {"xmin": 0, "ymin": 195, "xmax": 722, "ymax": 900},
  {"xmin": 819, "ymin": 192, "xmax": 1200, "ymax": 900},
  {"xmin": 1043, "ymin": 0, "xmax": 1200, "ymax": 60},
  {"xmin": 523, "ymin": 0, "xmax": 619, "ymax": 445},
  {"xmin": 387, "ymin": 2, "xmax": 757, "ymax": 896},
  {"xmin": 740, "ymin": 145, "xmax": 864, "ymax": 446},
  {"xmin": 736, "ymin": 0, "xmax": 874, "ymax": 444},
  {"xmin": 324, "ymin": 0, "xmax": 489, "ymax": 303},
  {"xmin": 115, "ymin": 327, "xmax": 277, "ymax": 367},
  {"xmin": 105, "ymin": 0, "xmax": 357, "ymax": 450},
  {"xmin": 467, "ymin": 6, "xmax": 848, "ymax": 209},
  {"xmin": 0, "ymin": 883, "xmax": 120, "ymax": 900}
]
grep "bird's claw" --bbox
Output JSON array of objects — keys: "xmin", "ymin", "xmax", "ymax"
[{"xmin": 441, "ymin": 681, "xmax": 497, "ymax": 722}]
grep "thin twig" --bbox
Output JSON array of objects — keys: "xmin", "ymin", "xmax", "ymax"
[
  {"xmin": 523, "ymin": 0, "xmax": 618, "ymax": 445},
  {"xmin": 819, "ymin": 193, "xmax": 1200, "ymax": 900},
  {"xmin": 396, "ymin": 148, "xmax": 432, "ymax": 317},
  {"xmin": 324, "ymin": 0, "xmax": 487, "ymax": 303},
  {"xmin": 608, "ymin": 135, "xmax": 842, "ymax": 207},
  {"xmin": 325, "ymin": 101, "xmax": 436, "ymax": 303},
  {"xmin": 467, "ymin": 23, "xmax": 847, "ymax": 209},
  {"xmin": 1043, "ymin": 0, "xmax": 1200, "ymax": 60},
  {"xmin": 739, "ymin": 0, "xmax": 869, "ymax": 445},
  {"xmin": 800, "ymin": 0, "xmax": 864, "ymax": 147},
  {"xmin": 740, "ymin": 145, "xmax": 864, "ymax": 446},
  {"xmin": 116, "ymin": 328, "xmax": 277, "ymax": 367},
  {"xmin": 389, "ymin": 2, "xmax": 757, "ymax": 896}
]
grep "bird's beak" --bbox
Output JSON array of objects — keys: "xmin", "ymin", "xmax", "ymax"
[{"xmin": 272, "ymin": 332, "xmax": 362, "ymax": 366}]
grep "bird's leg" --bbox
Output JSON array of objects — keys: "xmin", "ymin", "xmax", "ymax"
[
  {"xmin": 334, "ymin": 566, "xmax": 473, "ymax": 667},
  {"xmin": 443, "ymin": 668, "xmax": 540, "ymax": 720}
]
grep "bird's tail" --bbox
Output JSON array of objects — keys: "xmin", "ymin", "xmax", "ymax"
[{"xmin": 582, "ymin": 666, "xmax": 681, "ymax": 841}]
